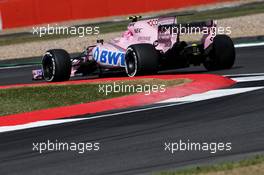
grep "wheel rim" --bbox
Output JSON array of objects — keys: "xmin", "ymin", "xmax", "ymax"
[
  {"xmin": 125, "ymin": 48, "xmax": 138, "ymax": 77},
  {"xmin": 42, "ymin": 52, "xmax": 55, "ymax": 81}
]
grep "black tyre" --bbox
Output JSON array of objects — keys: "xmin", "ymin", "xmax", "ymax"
[
  {"xmin": 42, "ymin": 49, "xmax": 71, "ymax": 82},
  {"xmin": 204, "ymin": 35, "xmax": 235, "ymax": 71},
  {"xmin": 125, "ymin": 44, "xmax": 159, "ymax": 77}
]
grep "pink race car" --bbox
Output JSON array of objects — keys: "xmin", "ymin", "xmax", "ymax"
[{"xmin": 32, "ymin": 15, "xmax": 235, "ymax": 82}]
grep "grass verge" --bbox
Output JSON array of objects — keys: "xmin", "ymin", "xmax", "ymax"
[
  {"xmin": 156, "ymin": 155, "xmax": 264, "ymax": 175},
  {"xmin": 0, "ymin": 78, "xmax": 190, "ymax": 116},
  {"xmin": 0, "ymin": 2, "xmax": 263, "ymax": 46}
]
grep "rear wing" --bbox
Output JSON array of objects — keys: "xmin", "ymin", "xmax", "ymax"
[{"xmin": 157, "ymin": 20, "xmax": 216, "ymax": 49}]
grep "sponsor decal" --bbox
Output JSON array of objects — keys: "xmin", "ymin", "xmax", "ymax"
[
  {"xmin": 138, "ymin": 36, "xmax": 151, "ymax": 41},
  {"xmin": 148, "ymin": 19, "xmax": 158, "ymax": 26},
  {"xmin": 134, "ymin": 28, "xmax": 143, "ymax": 33},
  {"xmin": 128, "ymin": 22, "xmax": 135, "ymax": 27},
  {"xmin": 93, "ymin": 47, "xmax": 126, "ymax": 67}
]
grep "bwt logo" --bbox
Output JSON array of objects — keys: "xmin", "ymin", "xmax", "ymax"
[{"xmin": 93, "ymin": 47, "xmax": 126, "ymax": 67}]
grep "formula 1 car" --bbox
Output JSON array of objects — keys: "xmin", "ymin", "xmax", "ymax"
[{"xmin": 32, "ymin": 15, "xmax": 235, "ymax": 82}]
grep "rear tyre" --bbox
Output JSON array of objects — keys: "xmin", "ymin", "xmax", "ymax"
[
  {"xmin": 204, "ymin": 35, "xmax": 235, "ymax": 71},
  {"xmin": 125, "ymin": 44, "xmax": 159, "ymax": 77},
  {"xmin": 42, "ymin": 49, "xmax": 72, "ymax": 82}
]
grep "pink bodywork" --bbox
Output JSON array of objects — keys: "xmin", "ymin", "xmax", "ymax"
[
  {"xmin": 109, "ymin": 17, "xmax": 176, "ymax": 52},
  {"xmin": 32, "ymin": 16, "xmax": 216, "ymax": 80},
  {"xmin": 89, "ymin": 16, "xmax": 215, "ymax": 69}
]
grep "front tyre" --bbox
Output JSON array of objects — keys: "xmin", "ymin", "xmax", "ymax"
[
  {"xmin": 204, "ymin": 35, "xmax": 235, "ymax": 71},
  {"xmin": 42, "ymin": 49, "xmax": 71, "ymax": 82},
  {"xmin": 125, "ymin": 44, "xmax": 159, "ymax": 77}
]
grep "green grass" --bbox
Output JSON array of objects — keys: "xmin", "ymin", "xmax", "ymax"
[
  {"xmin": 156, "ymin": 155, "xmax": 264, "ymax": 175},
  {"xmin": 0, "ymin": 78, "xmax": 189, "ymax": 116},
  {"xmin": 0, "ymin": 2, "xmax": 263, "ymax": 46}
]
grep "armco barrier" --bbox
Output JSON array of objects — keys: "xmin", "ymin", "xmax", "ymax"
[{"xmin": 0, "ymin": 0, "xmax": 225, "ymax": 29}]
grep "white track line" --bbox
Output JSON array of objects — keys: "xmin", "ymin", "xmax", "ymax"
[
  {"xmin": 224, "ymin": 73, "xmax": 264, "ymax": 77},
  {"xmin": 0, "ymin": 118, "xmax": 87, "ymax": 133},
  {"xmin": 232, "ymin": 76, "xmax": 264, "ymax": 83},
  {"xmin": 158, "ymin": 87, "xmax": 263, "ymax": 103},
  {"xmin": 0, "ymin": 86, "xmax": 263, "ymax": 133},
  {"xmin": 0, "ymin": 102, "xmax": 188, "ymax": 133},
  {"xmin": 234, "ymin": 42, "xmax": 264, "ymax": 48},
  {"xmin": 0, "ymin": 65, "xmax": 36, "ymax": 70}
]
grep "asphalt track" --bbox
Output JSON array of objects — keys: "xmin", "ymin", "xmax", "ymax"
[{"xmin": 0, "ymin": 46, "xmax": 264, "ymax": 174}]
